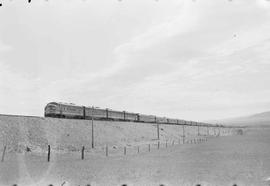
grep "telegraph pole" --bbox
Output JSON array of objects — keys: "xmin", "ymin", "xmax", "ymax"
[{"xmin": 91, "ymin": 106, "xmax": 94, "ymax": 148}]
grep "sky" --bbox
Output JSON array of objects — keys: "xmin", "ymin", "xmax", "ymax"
[{"xmin": 0, "ymin": 0, "xmax": 270, "ymax": 121}]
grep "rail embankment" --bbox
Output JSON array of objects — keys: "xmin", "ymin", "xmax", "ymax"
[{"xmin": 0, "ymin": 114, "xmax": 226, "ymax": 153}]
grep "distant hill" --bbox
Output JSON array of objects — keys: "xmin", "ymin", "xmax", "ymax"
[{"xmin": 211, "ymin": 111, "xmax": 270, "ymax": 127}]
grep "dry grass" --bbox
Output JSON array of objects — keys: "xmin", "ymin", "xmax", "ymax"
[{"xmin": 0, "ymin": 114, "xmax": 248, "ymax": 186}]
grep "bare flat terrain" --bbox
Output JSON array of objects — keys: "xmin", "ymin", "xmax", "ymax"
[{"xmin": 1, "ymin": 127, "xmax": 270, "ymax": 186}]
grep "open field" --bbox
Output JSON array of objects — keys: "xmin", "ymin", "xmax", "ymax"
[
  {"xmin": 1, "ymin": 128, "xmax": 269, "ymax": 186},
  {"xmin": 0, "ymin": 114, "xmax": 248, "ymax": 186}
]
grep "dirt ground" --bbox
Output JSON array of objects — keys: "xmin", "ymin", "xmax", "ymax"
[{"xmin": 1, "ymin": 128, "xmax": 270, "ymax": 186}]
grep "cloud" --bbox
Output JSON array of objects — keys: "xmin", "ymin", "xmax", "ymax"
[
  {"xmin": 107, "ymin": 0, "xmax": 270, "ymax": 85},
  {"xmin": 1, "ymin": 0, "xmax": 270, "ymax": 120},
  {"xmin": 256, "ymin": 0, "xmax": 270, "ymax": 9},
  {"xmin": 114, "ymin": 1, "xmax": 197, "ymax": 53},
  {"xmin": 0, "ymin": 40, "xmax": 12, "ymax": 53}
]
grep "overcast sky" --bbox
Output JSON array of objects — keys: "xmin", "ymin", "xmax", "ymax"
[{"xmin": 0, "ymin": 0, "xmax": 270, "ymax": 121}]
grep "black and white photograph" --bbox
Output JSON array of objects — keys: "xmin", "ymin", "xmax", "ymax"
[{"xmin": 0, "ymin": 0, "xmax": 270, "ymax": 185}]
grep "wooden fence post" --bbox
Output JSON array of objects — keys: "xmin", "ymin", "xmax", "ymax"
[
  {"xmin": 47, "ymin": 145, "xmax": 51, "ymax": 162},
  {"xmin": 166, "ymin": 140, "xmax": 167, "ymax": 148},
  {"xmin": 137, "ymin": 146, "xmax": 139, "ymax": 154},
  {"xmin": 81, "ymin": 146, "xmax": 85, "ymax": 160},
  {"xmin": 1, "ymin": 146, "xmax": 6, "ymax": 162},
  {"xmin": 157, "ymin": 124, "xmax": 160, "ymax": 140},
  {"xmin": 157, "ymin": 141, "xmax": 160, "ymax": 149},
  {"xmin": 182, "ymin": 125, "xmax": 185, "ymax": 144},
  {"xmin": 172, "ymin": 140, "xmax": 174, "ymax": 146},
  {"xmin": 105, "ymin": 145, "xmax": 108, "ymax": 157},
  {"xmin": 148, "ymin": 144, "xmax": 151, "ymax": 152},
  {"xmin": 124, "ymin": 147, "xmax": 126, "ymax": 155}
]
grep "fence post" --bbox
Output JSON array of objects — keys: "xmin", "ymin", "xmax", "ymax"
[
  {"xmin": 106, "ymin": 145, "xmax": 108, "ymax": 157},
  {"xmin": 137, "ymin": 146, "xmax": 139, "ymax": 154},
  {"xmin": 172, "ymin": 140, "xmax": 174, "ymax": 146},
  {"xmin": 81, "ymin": 146, "xmax": 85, "ymax": 160},
  {"xmin": 166, "ymin": 140, "xmax": 167, "ymax": 148},
  {"xmin": 157, "ymin": 141, "xmax": 160, "ymax": 149},
  {"xmin": 157, "ymin": 124, "xmax": 160, "ymax": 140},
  {"xmin": 148, "ymin": 144, "xmax": 150, "ymax": 152},
  {"xmin": 182, "ymin": 125, "xmax": 185, "ymax": 144},
  {"xmin": 1, "ymin": 145, "xmax": 6, "ymax": 162},
  {"xmin": 47, "ymin": 145, "xmax": 51, "ymax": 162},
  {"xmin": 124, "ymin": 146, "xmax": 126, "ymax": 155}
]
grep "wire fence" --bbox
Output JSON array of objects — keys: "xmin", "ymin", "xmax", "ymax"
[
  {"xmin": 0, "ymin": 136, "xmax": 211, "ymax": 163},
  {"xmin": 0, "ymin": 132, "xmax": 243, "ymax": 186}
]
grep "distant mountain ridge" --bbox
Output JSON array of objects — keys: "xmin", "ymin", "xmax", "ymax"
[
  {"xmin": 210, "ymin": 111, "xmax": 270, "ymax": 127},
  {"xmin": 248, "ymin": 111, "xmax": 270, "ymax": 118}
]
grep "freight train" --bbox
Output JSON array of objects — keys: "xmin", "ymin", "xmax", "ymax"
[{"xmin": 44, "ymin": 102, "xmax": 212, "ymax": 126}]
